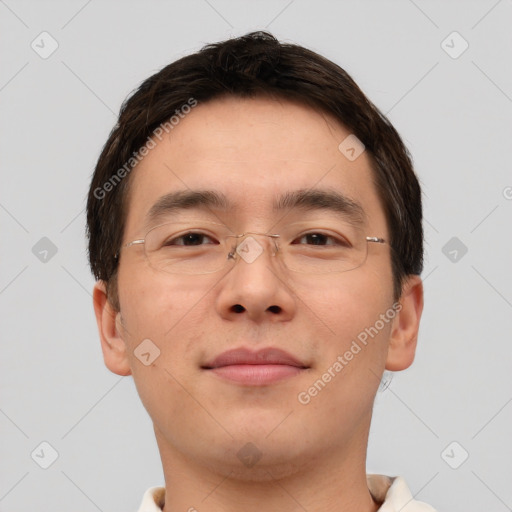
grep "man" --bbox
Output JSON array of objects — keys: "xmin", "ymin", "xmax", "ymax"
[{"xmin": 87, "ymin": 31, "xmax": 435, "ymax": 511}]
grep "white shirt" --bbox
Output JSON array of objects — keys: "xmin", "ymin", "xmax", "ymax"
[{"xmin": 136, "ymin": 474, "xmax": 437, "ymax": 511}]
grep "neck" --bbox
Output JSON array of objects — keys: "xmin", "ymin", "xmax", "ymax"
[{"xmin": 155, "ymin": 427, "xmax": 380, "ymax": 512}]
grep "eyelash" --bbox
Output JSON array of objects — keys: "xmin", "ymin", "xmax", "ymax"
[{"xmin": 165, "ymin": 231, "xmax": 350, "ymax": 247}]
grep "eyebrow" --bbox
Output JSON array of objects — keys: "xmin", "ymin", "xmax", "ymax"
[
  {"xmin": 145, "ymin": 188, "xmax": 366, "ymax": 227},
  {"xmin": 274, "ymin": 188, "xmax": 366, "ymax": 225}
]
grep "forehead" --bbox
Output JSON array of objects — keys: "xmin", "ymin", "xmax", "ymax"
[{"xmin": 123, "ymin": 96, "xmax": 387, "ymax": 235}]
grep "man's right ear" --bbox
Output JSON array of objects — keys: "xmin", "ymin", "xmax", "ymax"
[{"xmin": 92, "ymin": 281, "xmax": 132, "ymax": 376}]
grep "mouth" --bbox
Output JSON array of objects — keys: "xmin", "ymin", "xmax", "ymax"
[{"xmin": 202, "ymin": 347, "xmax": 309, "ymax": 386}]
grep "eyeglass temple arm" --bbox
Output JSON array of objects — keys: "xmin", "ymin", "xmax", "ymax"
[
  {"xmin": 115, "ymin": 239, "xmax": 145, "ymax": 259},
  {"xmin": 366, "ymin": 237, "xmax": 386, "ymax": 244}
]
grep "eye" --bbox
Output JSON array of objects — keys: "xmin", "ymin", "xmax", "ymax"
[
  {"xmin": 292, "ymin": 232, "xmax": 351, "ymax": 247},
  {"xmin": 164, "ymin": 232, "xmax": 217, "ymax": 247}
]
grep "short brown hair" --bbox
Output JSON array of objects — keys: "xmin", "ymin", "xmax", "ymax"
[{"xmin": 86, "ymin": 31, "xmax": 423, "ymax": 310}]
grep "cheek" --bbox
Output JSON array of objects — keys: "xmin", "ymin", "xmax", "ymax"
[
  {"xmin": 118, "ymin": 264, "xmax": 188, "ymax": 333},
  {"xmin": 294, "ymin": 266, "xmax": 395, "ymax": 403},
  {"xmin": 116, "ymin": 265, "xmax": 211, "ymax": 370},
  {"xmin": 298, "ymin": 263, "xmax": 393, "ymax": 334},
  {"xmin": 296, "ymin": 273, "xmax": 395, "ymax": 423},
  {"xmin": 116, "ymin": 267, "xmax": 205, "ymax": 411}
]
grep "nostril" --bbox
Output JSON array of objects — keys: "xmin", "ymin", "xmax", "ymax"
[{"xmin": 230, "ymin": 304, "xmax": 281, "ymax": 314}]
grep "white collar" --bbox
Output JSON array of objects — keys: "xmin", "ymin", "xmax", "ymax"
[{"xmin": 136, "ymin": 474, "xmax": 437, "ymax": 511}]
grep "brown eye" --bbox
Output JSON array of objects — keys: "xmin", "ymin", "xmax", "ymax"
[
  {"xmin": 164, "ymin": 233, "xmax": 216, "ymax": 246},
  {"xmin": 293, "ymin": 232, "xmax": 350, "ymax": 247}
]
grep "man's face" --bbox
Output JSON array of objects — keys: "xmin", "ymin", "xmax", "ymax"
[{"xmin": 111, "ymin": 96, "xmax": 399, "ymax": 477}]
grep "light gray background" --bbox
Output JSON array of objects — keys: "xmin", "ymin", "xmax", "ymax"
[{"xmin": 1, "ymin": 1, "xmax": 511, "ymax": 511}]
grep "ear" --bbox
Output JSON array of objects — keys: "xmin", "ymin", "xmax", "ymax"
[
  {"xmin": 92, "ymin": 280, "xmax": 132, "ymax": 376},
  {"xmin": 385, "ymin": 275, "xmax": 424, "ymax": 371}
]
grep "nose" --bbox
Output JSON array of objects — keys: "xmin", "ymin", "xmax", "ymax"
[{"xmin": 215, "ymin": 233, "xmax": 297, "ymax": 323}]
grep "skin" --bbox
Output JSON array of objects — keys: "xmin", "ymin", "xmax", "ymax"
[{"xmin": 93, "ymin": 96, "xmax": 423, "ymax": 512}]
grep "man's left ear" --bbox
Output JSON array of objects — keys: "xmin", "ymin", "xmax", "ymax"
[{"xmin": 385, "ymin": 275, "xmax": 424, "ymax": 371}]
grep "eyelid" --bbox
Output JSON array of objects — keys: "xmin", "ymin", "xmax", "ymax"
[
  {"xmin": 150, "ymin": 220, "xmax": 359, "ymax": 243},
  {"xmin": 147, "ymin": 220, "xmax": 229, "ymax": 236},
  {"xmin": 290, "ymin": 230, "xmax": 352, "ymax": 246},
  {"xmin": 281, "ymin": 220, "xmax": 358, "ymax": 238},
  {"xmin": 162, "ymin": 229, "xmax": 221, "ymax": 246},
  {"xmin": 179, "ymin": 233, "xmax": 216, "ymax": 242}
]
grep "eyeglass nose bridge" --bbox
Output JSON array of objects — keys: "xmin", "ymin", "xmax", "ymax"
[{"xmin": 226, "ymin": 231, "xmax": 281, "ymax": 265}]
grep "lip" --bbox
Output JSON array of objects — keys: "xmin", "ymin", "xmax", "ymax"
[{"xmin": 202, "ymin": 347, "xmax": 309, "ymax": 386}]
